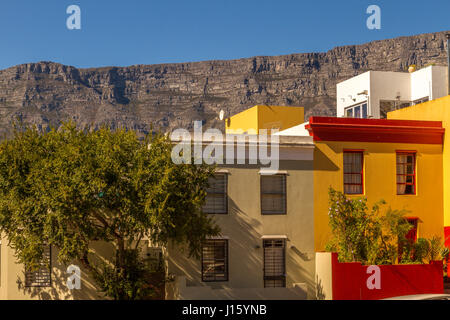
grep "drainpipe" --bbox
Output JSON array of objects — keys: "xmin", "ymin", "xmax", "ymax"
[{"xmin": 447, "ymin": 34, "xmax": 450, "ymax": 95}]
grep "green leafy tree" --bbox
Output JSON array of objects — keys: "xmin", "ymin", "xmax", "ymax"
[
  {"xmin": 325, "ymin": 188, "xmax": 379, "ymax": 262},
  {"xmin": 378, "ymin": 208, "xmax": 413, "ymax": 264},
  {"xmin": 0, "ymin": 122, "xmax": 220, "ymax": 299},
  {"xmin": 326, "ymin": 187, "xmax": 411, "ymax": 265}
]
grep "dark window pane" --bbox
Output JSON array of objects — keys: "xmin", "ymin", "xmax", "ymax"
[
  {"xmin": 202, "ymin": 240, "xmax": 228, "ymax": 282},
  {"xmin": 362, "ymin": 104, "xmax": 368, "ymax": 118},
  {"xmin": 396, "ymin": 153, "xmax": 416, "ymax": 195},
  {"xmin": 343, "ymin": 152, "xmax": 363, "ymax": 194},
  {"xmin": 261, "ymin": 175, "xmax": 286, "ymax": 214},
  {"xmin": 203, "ymin": 174, "xmax": 227, "ymax": 214},
  {"xmin": 25, "ymin": 245, "xmax": 52, "ymax": 287},
  {"xmin": 263, "ymin": 239, "xmax": 286, "ymax": 288},
  {"xmin": 354, "ymin": 106, "xmax": 361, "ymax": 118}
]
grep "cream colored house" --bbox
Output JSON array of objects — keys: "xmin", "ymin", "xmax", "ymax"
[
  {"xmin": 0, "ymin": 236, "xmax": 161, "ymax": 300},
  {"xmin": 0, "ymin": 132, "xmax": 315, "ymax": 300},
  {"xmin": 0, "ymin": 238, "xmax": 112, "ymax": 300},
  {"xmin": 165, "ymin": 135, "xmax": 316, "ymax": 300}
]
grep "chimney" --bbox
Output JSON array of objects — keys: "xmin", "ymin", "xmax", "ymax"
[{"xmin": 447, "ymin": 34, "xmax": 450, "ymax": 95}]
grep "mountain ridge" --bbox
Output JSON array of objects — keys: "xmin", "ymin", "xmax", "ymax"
[{"xmin": 1, "ymin": 30, "xmax": 449, "ymax": 137}]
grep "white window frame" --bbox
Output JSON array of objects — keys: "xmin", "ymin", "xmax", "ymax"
[{"xmin": 344, "ymin": 101, "xmax": 368, "ymax": 119}]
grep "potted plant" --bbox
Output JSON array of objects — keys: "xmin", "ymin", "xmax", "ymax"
[{"xmin": 408, "ymin": 65, "xmax": 417, "ymax": 73}]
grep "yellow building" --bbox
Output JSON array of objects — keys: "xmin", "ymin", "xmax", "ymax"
[
  {"xmin": 388, "ymin": 95, "xmax": 450, "ymax": 249},
  {"xmin": 225, "ymin": 105, "xmax": 304, "ymax": 134},
  {"xmin": 305, "ymin": 116, "xmax": 445, "ymax": 251}
]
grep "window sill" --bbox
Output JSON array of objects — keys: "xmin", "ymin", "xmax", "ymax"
[{"xmin": 261, "ymin": 213, "xmax": 287, "ymax": 215}]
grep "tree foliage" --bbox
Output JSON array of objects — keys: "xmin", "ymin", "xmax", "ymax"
[
  {"xmin": 326, "ymin": 188, "xmax": 448, "ymax": 265},
  {"xmin": 326, "ymin": 187, "xmax": 418, "ymax": 265},
  {"xmin": 0, "ymin": 122, "xmax": 220, "ymax": 299}
]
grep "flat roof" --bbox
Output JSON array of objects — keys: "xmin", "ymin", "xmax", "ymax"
[
  {"xmin": 170, "ymin": 134, "xmax": 314, "ymax": 147},
  {"xmin": 305, "ymin": 116, "xmax": 444, "ymax": 144}
]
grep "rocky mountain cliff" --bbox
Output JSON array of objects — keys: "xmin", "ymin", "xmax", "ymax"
[{"xmin": 0, "ymin": 31, "xmax": 449, "ymax": 137}]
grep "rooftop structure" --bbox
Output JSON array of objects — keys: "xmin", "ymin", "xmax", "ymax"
[
  {"xmin": 225, "ymin": 105, "xmax": 304, "ymax": 134},
  {"xmin": 336, "ymin": 65, "xmax": 448, "ymax": 119}
]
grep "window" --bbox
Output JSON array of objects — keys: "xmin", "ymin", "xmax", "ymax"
[
  {"xmin": 398, "ymin": 218, "xmax": 419, "ymax": 260},
  {"xmin": 263, "ymin": 239, "xmax": 286, "ymax": 288},
  {"xmin": 396, "ymin": 152, "xmax": 416, "ymax": 195},
  {"xmin": 25, "ymin": 245, "xmax": 52, "ymax": 287},
  {"xmin": 203, "ymin": 173, "xmax": 228, "ymax": 214},
  {"xmin": 380, "ymin": 100, "xmax": 411, "ymax": 118},
  {"xmin": 344, "ymin": 102, "xmax": 368, "ymax": 119},
  {"xmin": 261, "ymin": 174, "xmax": 286, "ymax": 214},
  {"xmin": 405, "ymin": 218, "xmax": 419, "ymax": 243},
  {"xmin": 343, "ymin": 151, "xmax": 363, "ymax": 194},
  {"xmin": 412, "ymin": 97, "xmax": 429, "ymax": 105},
  {"xmin": 355, "ymin": 105, "xmax": 361, "ymax": 118},
  {"xmin": 201, "ymin": 239, "xmax": 228, "ymax": 282}
]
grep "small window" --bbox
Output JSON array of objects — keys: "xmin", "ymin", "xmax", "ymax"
[
  {"xmin": 362, "ymin": 103, "xmax": 368, "ymax": 118},
  {"xmin": 405, "ymin": 218, "xmax": 419, "ymax": 243},
  {"xmin": 203, "ymin": 173, "xmax": 228, "ymax": 214},
  {"xmin": 261, "ymin": 174, "xmax": 287, "ymax": 215},
  {"xmin": 354, "ymin": 105, "xmax": 361, "ymax": 118},
  {"xmin": 263, "ymin": 239, "xmax": 286, "ymax": 288},
  {"xmin": 412, "ymin": 97, "xmax": 429, "ymax": 105},
  {"xmin": 398, "ymin": 218, "xmax": 419, "ymax": 260},
  {"xmin": 397, "ymin": 152, "xmax": 416, "ymax": 195},
  {"xmin": 201, "ymin": 239, "xmax": 228, "ymax": 282},
  {"xmin": 25, "ymin": 245, "xmax": 52, "ymax": 287},
  {"xmin": 344, "ymin": 102, "xmax": 368, "ymax": 119},
  {"xmin": 343, "ymin": 151, "xmax": 363, "ymax": 194}
]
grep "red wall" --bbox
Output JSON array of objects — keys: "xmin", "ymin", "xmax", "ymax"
[
  {"xmin": 445, "ymin": 227, "xmax": 450, "ymax": 249},
  {"xmin": 331, "ymin": 253, "xmax": 443, "ymax": 300}
]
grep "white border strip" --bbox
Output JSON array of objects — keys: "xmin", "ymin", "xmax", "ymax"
[
  {"xmin": 259, "ymin": 170, "xmax": 288, "ymax": 175},
  {"xmin": 261, "ymin": 235, "xmax": 288, "ymax": 239}
]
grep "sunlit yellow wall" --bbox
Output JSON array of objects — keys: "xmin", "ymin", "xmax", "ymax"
[
  {"xmin": 388, "ymin": 95, "xmax": 450, "ymax": 228},
  {"xmin": 225, "ymin": 105, "xmax": 259, "ymax": 134},
  {"xmin": 225, "ymin": 105, "xmax": 304, "ymax": 134},
  {"xmin": 314, "ymin": 141, "xmax": 444, "ymax": 251}
]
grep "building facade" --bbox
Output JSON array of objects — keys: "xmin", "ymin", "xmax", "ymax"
[
  {"xmin": 165, "ymin": 135, "xmax": 316, "ymax": 300},
  {"xmin": 0, "ymin": 236, "xmax": 115, "ymax": 299},
  {"xmin": 337, "ymin": 65, "xmax": 447, "ymax": 119},
  {"xmin": 225, "ymin": 105, "xmax": 304, "ymax": 134},
  {"xmin": 388, "ymin": 95, "xmax": 450, "ymax": 249},
  {"xmin": 305, "ymin": 116, "xmax": 445, "ymax": 251}
]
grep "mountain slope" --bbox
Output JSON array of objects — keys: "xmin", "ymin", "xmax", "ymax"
[{"xmin": 0, "ymin": 30, "xmax": 449, "ymax": 137}]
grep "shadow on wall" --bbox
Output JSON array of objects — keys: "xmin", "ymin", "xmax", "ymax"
[
  {"xmin": 313, "ymin": 147, "xmax": 339, "ymax": 172},
  {"xmin": 315, "ymin": 275, "xmax": 326, "ymax": 300},
  {"xmin": 286, "ymin": 246, "xmax": 315, "ymax": 299},
  {"xmin": 167, "ymin": 196, "xmax": 263, "ymax": 292},
  {"xmin": 168, "ymin": 195, "xmax": 314, "ymax": 300},
  {"xmin": 14, "ymin": 242, "xmax": 115, "ymax": 300}
]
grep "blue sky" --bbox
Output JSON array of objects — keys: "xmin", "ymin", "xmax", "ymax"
[{"xmin": 0, "ymin": 0, "xmax": 449, "ymax": 70}]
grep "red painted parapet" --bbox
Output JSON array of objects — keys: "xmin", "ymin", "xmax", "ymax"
[
  {"xmin": 330, "ymin": 253, "xmax": 444, "ymax": 300},
  {"xmin": 445, "ymin": 227, "xmax": 450, "ymax": 250}
]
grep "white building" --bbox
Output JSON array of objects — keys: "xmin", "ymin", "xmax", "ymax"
[{"xmin": 336, "ymin": 65, "xmax": 448, "ymax": 119}]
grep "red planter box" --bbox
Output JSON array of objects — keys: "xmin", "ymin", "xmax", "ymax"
[{"xmin": 331, "ymin": 253, "xmax": 444, "ymax": 300}]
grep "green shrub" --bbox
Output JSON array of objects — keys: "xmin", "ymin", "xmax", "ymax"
[{"xmin": 326, "ymin": 187, "xmax": 446, "ymax": 265}]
